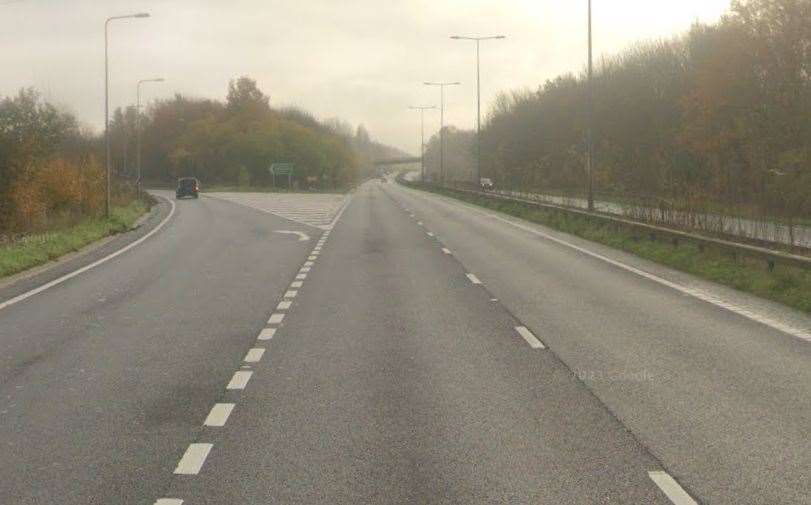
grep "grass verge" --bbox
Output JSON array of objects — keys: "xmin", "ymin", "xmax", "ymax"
[
  {"xmin": 412, "ymin": 184, "xmax": 811, "ymax": 314},
  {"xmin": 0, "ymin": 199, "xmax": 150, "ymax": 279}
]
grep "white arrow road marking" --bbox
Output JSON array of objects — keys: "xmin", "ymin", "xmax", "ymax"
[{"xmin": 274, "ymin": 230, "xmax": 310, "ymax": 242}]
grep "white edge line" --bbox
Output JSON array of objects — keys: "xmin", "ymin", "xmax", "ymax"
[
  {"xmin": 648, "ymin": 471, "xmax": 698, "ymax": 505},
  {"xmin": 407, "ymin": 186, "xmax": 811, "ymax": 343},
  {"xmin": 174, "ymin": 443, "xmax": 213, "ymax": 475},
  {"xmin": 325, "ymin": 194, "xmax": 352, "ymax": 230},
  {"xmin": 0, "ymin": 196, "xmax": 177, "ymax": 312}
]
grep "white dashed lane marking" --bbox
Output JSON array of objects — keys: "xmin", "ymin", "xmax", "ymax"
[
  {"xmin": 515, "ymin": 326, "xmax": 546, "ymax": 349},
  {"xmin": 308, "ymin": 255, "xmax": 317, "ymax": 260},
  {"xmin": 300, "ymin": 267, "xmax": 311, "ymax": 273},
  {"xmin": 258, "ymin": 328, "xmax": 276, "ymax": 340},
  {"xmin": 304, "ymin": 261, "xmax": 314, "ymax": 267},
  {"xmin": 284, "ymin": 290, "xmax": 297, "ymax": 298},
  {"xmin": 174, "ymin": 443, "xmax": 213, "ymax": 475},
  {"xmin": 154, "ymin": 499, "xmax": 183, "ymax": 505},
  {"xmin": 203, "ymin": 403, "xmax": 235, "ymax": 427},
  {"xmin": 475, "ymin": 206, "xmax": 811, "ymax": 343},
  {"xmin": 277, "ymin": 300, "xmax": 292, "ymax": 310},
  {"xmin": 226, "ymin": 371, "xmax": 253, "ymax": 390},
  {"xmin": 427, "ymin": 232, "xmax": 435, "ymax": 237},
  {"xmin": 442, "ymin": 248, "xmax": 452, "ymax": 255},
  {"xmin": 291, "ymin": 281, "xmax": 303, "ymax": 288},
  {"xmin": 466, "ymin": 273, "xmax": 482, "ymax": 285},
  {"xmin": 648, "ymin": 471, "xmax": 698, "ymax": 505},
  {"xmin": 295, "ymin": 273, "xmax": 307, "ymax": 280},
  {"xmin": 268, "ymin": 313, "xmax": 284, "ymax": 324},
  {"xmin": 244, "ymin": 348, "xmax": 265, "ymax": 363}
]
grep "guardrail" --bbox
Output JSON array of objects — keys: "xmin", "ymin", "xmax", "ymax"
[{"xmin": 398, "ymin": 177, "xmax": 811, "ymax": 272}]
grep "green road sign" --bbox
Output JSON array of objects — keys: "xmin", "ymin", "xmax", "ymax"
[
  {"xmin": 270, "ymin": 162, "xmax": 295, "ymax": 188},
  {"xmin": 270, "ymin": 162, "xmax": 294, "ymax": 176}
]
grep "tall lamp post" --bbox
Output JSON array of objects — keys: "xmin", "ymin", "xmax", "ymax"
[
  {"xmin": 105, "ymin": 12, "xmax": 150, "ymax": 218},
  {"xmin": 450, "ymin": 35, "xmax": 505, "ymax": 185},
  {"xmin": 136, "ymin": 77, "xmax": 165, "ymax": 198},
  {"xmin": 408, "ymin": 105, "xmax": 436, "ymax": 182},
  {"xmin": 423, "ymin": 81, "xmax": 460, "ymax": 184},
  {"xmin": 586, "ymin": 0, "xmax": 595, "ymax": 211}
]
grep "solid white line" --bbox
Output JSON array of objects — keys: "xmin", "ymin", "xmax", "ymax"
[
  {"xmin": 258, "ymin": 327, "xmax": 276, "ymax": 340},
  {"xmin": 267, "ymin": 313, "xmax": 284, "ymax": 324},
  {"xmin": 226, "ymin": 371, "xmax": 253, "ymax": 390},
  {"xmin": 277, "ymin": 300, "xmax": 292, "ymax": 310},
  {"xmin": 295, "ymin": 273, "xmax": 307, "ymax": 280},
  {"xmin": 0, "ymin": 197, "xmax": 177, "ymax": 313},
  {"xmin": 244, "ymin": 347, "xmax": 265, "ymax": 363},
  {"xmin": 515, "ymin": 326, "xmax": 546, "ymax": 349},
  {"xmin": 648, "ymin": 471, "xmax": 698, "ymax": 505},
  {"xmin": 284, "ymin": 290, "xmax": 297, "ymax": 298},
  {"xmin": 203, "ymin": 403, "xmax": 235, "ymax": 427},
  {"xmin": 154, "ymin": 499, "xmax": 183, "ymax": 505},
  {"xmin": 442, "ymin": 248, "xmax": 452, "ymax": 255},
  {"xmin": 290, "ymin": 280, "xmax": 303, "ymax": 288},
  {"xmin": 479, "ymin": 212, "xmax": 811, "ymax": 343},
  {"xmin": 466, "ymin": 273, "xmax": 482, "ymax": 285},
  {"xmin": 405, "ymin": 185, "xmax": 811, "ymax": 344},
  {"xmin": 174, "ymin": 443, "xmax": 212, "ymax": 475}
]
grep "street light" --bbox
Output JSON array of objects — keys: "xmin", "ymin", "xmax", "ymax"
[
  {"xmin": 105, "ymin": 12, "xmax": 150, "ymax": 218},
  {"xmin": 424, "ymin": 81, "xmax": 460, "ymax": 184},
  {"xmin": 450, "ymin": 35, "xmax": 505, "ymax": 186},
  {"xmin": 136, "ymin": 77, "xmax": 165, "ymax": 198},
  {"xmin": 408, "ymin": 106, "xmax": 436, "ymax": 183},
  {"xmin": 586, "ymin": 0, "xmax": 595, "ymax": 211}
]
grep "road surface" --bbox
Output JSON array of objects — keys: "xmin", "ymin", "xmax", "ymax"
[{"xmin": 0, "ymin": 183, "xmax": 808, "ymax": 504}]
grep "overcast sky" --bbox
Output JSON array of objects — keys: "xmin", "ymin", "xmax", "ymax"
[{"xmin": 1, "ymin": 0, "xmax": 732, "ymax": 153}]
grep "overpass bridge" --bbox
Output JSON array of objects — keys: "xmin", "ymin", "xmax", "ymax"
[{"xmin": 373, "ymin": 156, "xmax": 421, "ymax": 167}]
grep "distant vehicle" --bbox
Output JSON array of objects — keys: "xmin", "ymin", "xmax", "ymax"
[
  {"xmin": 480, "ymin": 178, "xmax": 494, "ymax": 191},
  {"xmin": 176, "ymin": 177, "xmax": 200, "ymax": 199}
]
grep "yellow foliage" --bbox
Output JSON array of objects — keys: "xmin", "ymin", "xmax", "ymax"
[{"xmin": 6, "ymin": 155, "xmax": 104, "ymax": 231}]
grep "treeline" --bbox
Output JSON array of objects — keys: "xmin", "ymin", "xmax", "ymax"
[
  {"xmin": 429, "ymin": 0, "xmax": 810, "ymax": 230},
  {"xmin": 1, "ymin": 77, "xmax": 400, "ymax": 233},
  {"xmin": 0, "ymin": 89, "xmax": 105, "ymax": 232},
  {"xmin": 110, "ymin": 77, "xmax": 402, "ymax": 189}
]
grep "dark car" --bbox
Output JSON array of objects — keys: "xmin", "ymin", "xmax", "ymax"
[{"xmin": 176, "ymin": 177, "xmax": 200, "ymax": 199}]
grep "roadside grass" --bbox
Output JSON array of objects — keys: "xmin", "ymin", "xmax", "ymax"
[
  {"xmin": 0, "ymin": 200, "xmax": 149, "ymax": 279},
  {"xmin": 417, "ymin": 185, "xmax": 811, "ymax": 314}
]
